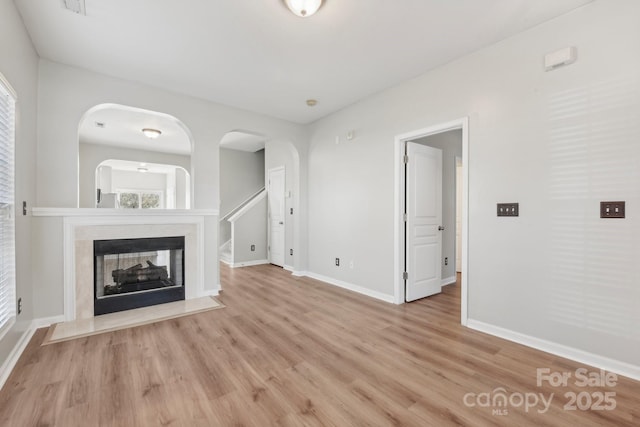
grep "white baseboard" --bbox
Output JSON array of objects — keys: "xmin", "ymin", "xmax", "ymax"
[
  {"xmin": 283, "ymin": 265, "xmax": 294, "ymax": 272},
  {"xmin": 304, "ymin": 272, "xmax": 395, "ymax": 304},
  {"xmin": 291, "ymin": 270, "xmax": 307, "ymax": 277},
  {"xmin": 32, "ymin": 315, "xmax": 65, "ymax": 329},
  {"xmin": 0, "ymin": 315, "xmax": 65, "ymax": 390},
  {"xmin": 201, "ymin": 289, "xmax": 220, "ymax": 297},
  {"xmin": 230, "ymin": 259, "xmax": 269, "ymax": 268},
  {"xmin": 219, "ymin": 258, "xmax": 232, "ymax": 266},
  {"xmin": 441, "ymin": 276, "xmax": 456, "ymax": 286},
  {"xmin": 0, "ymin": 327, "xmax": 35, "ymax": 390},
  {"xmin": 466, "ymin": 319, "xmax": 640, "ymax": 382}
]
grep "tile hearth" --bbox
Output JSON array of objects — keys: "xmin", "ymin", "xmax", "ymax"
[{"xmin": 42, "ymin": 296, "xmax": 223, "ymax": 345}]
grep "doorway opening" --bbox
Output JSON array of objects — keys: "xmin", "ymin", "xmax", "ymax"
[{"xmin": 394, "ymin": 118, "xmax": 469, "ymax": 325}]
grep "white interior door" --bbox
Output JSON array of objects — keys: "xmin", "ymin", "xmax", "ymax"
[
  {"xmin": 268, "ymin": 167, "xmax": 285, "ymax": 267},
  {"xmin": 405, "ymin": 142, "xmax": 443, "ymax": 301}
]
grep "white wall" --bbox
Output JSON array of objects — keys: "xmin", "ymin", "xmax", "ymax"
[
  {"xmin": 307, "ymin": 0, "xmax": 640, "ymax": 370},
  {"xmin": 78, "ymin": 142, "xmax": 190, "ymax": 208},
  {"xmin": 175, "ymin": 168, "xmax": 188, "ymax": 209},
  {"xmin": 219, "ymin": 148, "xmax": 265, "ymax": 217},
  {"xmin": 0, "ymin": 0, "xmax": 39, "ymax": 370},
  {"xmin": 36, "ymin": 59, "xmax": 307, "ymax": 210},
  {"xmin": 112, "ymin": 170, "xmax": 166, "ymax": 192},
  {"xmin": 219, "ymin": 148, "xmax": 265, "ymax": 245},
  {"xmin": 415, "ymin": 129, "xmax": 462, "ymax": 281},
  {"xmin": 232, "ymin": 196, "xmax": 268, "ymax": 264}
]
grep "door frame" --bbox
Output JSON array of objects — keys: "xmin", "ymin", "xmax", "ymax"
[
  {"xmin": 393, "ymin": 117, "xmax": 469, "ymax": 326},
  {"xmin": 267, "ymin": 166, "xmax": 286, "ymax": 266}
]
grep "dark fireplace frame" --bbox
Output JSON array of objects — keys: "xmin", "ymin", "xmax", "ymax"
[{"xmin": 94, "ymin": 236, "xmax": 185, "ymax": 315}]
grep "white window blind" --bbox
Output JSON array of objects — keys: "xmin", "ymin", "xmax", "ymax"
[{"xmin": 0, "ymin": 75, "xmax": 16, "ymax": 337}]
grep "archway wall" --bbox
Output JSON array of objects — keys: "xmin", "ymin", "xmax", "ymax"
[
  {"xmin": 35, "ymin": 59, "xmax": 307, "ymax": 212},
  {"xmin": 32, "ymin": 59, "xmax": 309, "ymax": 318}
]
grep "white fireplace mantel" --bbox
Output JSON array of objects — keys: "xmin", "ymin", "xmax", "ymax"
[
  {"xmin": 32, "ymin": 208, "xmax": 219, "ymax": 217},
  {"xmin": 33, "ymin": 208, "xmax": 219, "ymax": 322}
]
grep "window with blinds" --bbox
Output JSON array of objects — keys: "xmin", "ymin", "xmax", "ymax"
[{"xmin": 0, "ymin": 75, "xmax": 16, "ymax": 338}]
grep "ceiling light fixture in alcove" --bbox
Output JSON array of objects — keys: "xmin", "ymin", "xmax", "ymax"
[
  {"xmin": 283, "ymin": 0, "xmax": 323, "ymax": 17},
  {"xmin": 142, "ymin": 128, "xmax": 162, "ymax": 139}
]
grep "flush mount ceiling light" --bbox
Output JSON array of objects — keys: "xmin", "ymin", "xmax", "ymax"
[
  {"xmin": 137, "ymin": 167, "xmax": 148, "ymax": 173},
  {"xmin": 142, "ymin": 128, "xmax": 162, "ymax": 139},
  {"xmin": 283, "ymin": 0, "xmax": 323, "ymax": 17},
  {"xmin": 306, "ymin": 99, "xmax": 318, "ymax": 107}
]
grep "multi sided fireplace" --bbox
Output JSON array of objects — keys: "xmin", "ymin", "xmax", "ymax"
[{"xmin": 94, "ymin": 236, "xmax": 185, "ymax": 315}]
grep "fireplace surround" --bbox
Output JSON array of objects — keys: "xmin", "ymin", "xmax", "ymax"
[{"xmin": 30, "ymin": 208, "xmax": 220, "ymax": 322}]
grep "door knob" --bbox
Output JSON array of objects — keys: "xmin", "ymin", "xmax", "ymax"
[{"xmin": 438, "ymin": 226, "xmax": 445, "ymax": 231}]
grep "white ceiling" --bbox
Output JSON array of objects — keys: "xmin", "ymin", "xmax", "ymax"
[
  {"xmin": 15, "ymin": 0, "xmax": 594, "ymax": 124},
  {"xmin": 220, "ymin": 131, "xmax": 266, "ymax": 153},
  {"xmin": 79, "ymin": 104, "xmax": 191, "ymax": 155},
  {"xmin": 100, "ymin": 159, "xmax": 182, "ymax": 175}
]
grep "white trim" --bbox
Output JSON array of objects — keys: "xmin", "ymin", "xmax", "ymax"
[
  {"xmin": 31, "ymin": 315, "xmax": 65, "ymax": 329},
  {"xmin": 230, "ymin": 259, "xmax": 270, "ymax": 268},
  {"xmin": 227, "ymin": 190, "xmax": 266, "ymax": 223},
  {"xmin": 200, "ymin": 288, "xmax": 220, "ymax": 297},
  {"xmin": 467, "ymin": 319, "xmax": 640, "ymax": 382},
  {"xmin": 393, "ymin": 117, "xmax": 469, "ymax": 327},
  {"xmin": 0, "ymin": 71, "xmax": 17, "ymax": 99},
  {"xmin": 267, "ymin": 166, "xmax": 286, "ymax": 267},
  {"xmin": 291, "ymin": 270, "xmax": 307, "ymax": 277},
  {"xmin": 32, "ymin": 208, "xmax": 219, "ymax": 217},
  {"xmin": 0, "ymin": 319, "xmax": 16, "ymax": 342},
  {"xmin": 0, "ymin": 327, "xmax": 34, "ymax": 390},
  {"xmin": 304, "ymin": 272, "xmax": 395, "ymax": 304},
  {"xmin": 220, "ymin": 187, "xmax": 266, "ymax": 222},
  {"xmin": 219, "ymin": 258, "xmax": 232, "ymax": 266},
  {"xmin": 441, "ymin": 276, "xmax": 456, "ymax": 286},
  {"xmin": 283, "ymin": 265, "xmax": 294, "ymax": 272},
  {"xmin": 0, "ymin": 314, "xmax": 65, "ymax": 390}
]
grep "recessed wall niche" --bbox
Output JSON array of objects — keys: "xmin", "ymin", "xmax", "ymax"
[{"xmin": 77, "ymin": 103, "xmax": 193, "ymax": 209}]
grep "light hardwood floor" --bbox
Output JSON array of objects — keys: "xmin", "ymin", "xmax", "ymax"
[{"xmin": 0, "ymin": 264, "xmax": 638, "ymax": 426}]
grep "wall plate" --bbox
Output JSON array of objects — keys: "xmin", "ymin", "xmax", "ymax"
[
  {"xmin": 497, "ymin": 203, "xmax": 519, "ymax": 217},
  {"xmin": 600, "ymin": 201, "xmax": 625, "ymax": 218}
]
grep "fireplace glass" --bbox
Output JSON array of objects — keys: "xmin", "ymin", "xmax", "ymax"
[{"xmin": 94, "ymin": 236, "xmax": 185, "ymax": 315}]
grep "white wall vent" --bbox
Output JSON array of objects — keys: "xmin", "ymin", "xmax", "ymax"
[
  {"xmin": 544, "ymin": 47, "xmax": 577, "ymax": 72},
  {"xmin": 63, "ymin": 0, "xmax": 86, "ymax": 15}
]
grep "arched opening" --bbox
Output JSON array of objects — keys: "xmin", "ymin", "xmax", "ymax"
[
  {"xmin": 217, "ymin": 129, "xmax": 302, "ymax": 272},
  {"xmin": 95, "ymin": 160, "xmax": 190, "ymax": 209},
  {"xmin": 78, "ymin": 103, "xmax": 193, "ymax": 208}
]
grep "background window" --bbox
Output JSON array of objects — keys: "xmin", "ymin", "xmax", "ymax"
[{"xmin": 116, "ymin": 190, "xmax": 163, "ymax": 209}]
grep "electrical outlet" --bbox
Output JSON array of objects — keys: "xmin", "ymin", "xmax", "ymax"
[
  {"xmin": 290, "ymin": 249, "xmax": 293, "ymax": 256},
  {"xmin": 335, "ymin": 258, "xmax": 340, "ymax": 266},
  {"xmin": 444, "ymin": 257, "xmax": 448, "ymax": 266},
  {"xmin": 290, "ymin": 208, "xmax": 293, "ymax": 215},
  {"xmin": 17, "ymin": 297, "xmax": 22, "ymax": 315},
  {"xmin": 250, "ymin": 244, "xmax": 255, "ymax": 252}
]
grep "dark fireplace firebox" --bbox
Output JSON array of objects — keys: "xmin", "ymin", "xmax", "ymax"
[{"xmin": 94, "ymin": 236, "xmax": 185, "ymax": 315}]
